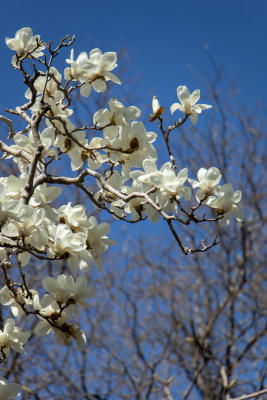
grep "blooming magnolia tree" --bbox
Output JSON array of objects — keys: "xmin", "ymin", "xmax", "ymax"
[{"xmin": 0, "ymin": 28, "xmax": 245, "ymax": 397}]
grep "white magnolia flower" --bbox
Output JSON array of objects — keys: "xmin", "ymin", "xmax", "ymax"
[
  {"xmin": 70, "ymin": 275, "xmax": 97, "ymax": 308},
  {"xmin": 82, "ymin": 48, "xmax": 121, "ymax": 95},
  {"xmin": 86, "ymin": 136, "xmax": 111, "ymax": 170},
  {"xmin": 57, "ymin": 203, "xmax": 91, "ymax": 231},
  {"xmin": 47, "ymin": 224, "xmax": 92, "ymax": 273},
  {"xmin": 123, "ymin": 180, "xmax": 147, "ymax": 222},
  {"xmin": 31, "ymin": 183, "xmax": 62, "ymax": 207},
  {"xmin": 34, "ymin": 318, "xmax": 86, "ymax": 350},
  {"xmin": 30, "ymin": 182, "xmax": 62, "ymax": 222},
  {"xmin": 0, "ymin": 378, "xmax": 21, "ymax": 400},
  {"xmin": 65, "ymin": 48, "xmax": 121, "ymax": 97},
  {"xmin": 135, "ymin": 160, "xmax": 191, "ymax": 213},
  {"xmin": 188, "ymin": 167, "xmax": 222, "ymax": 201},
  {"xmin": 170, "ymin": 86, "xmax": 212, "ymax": 125},
  {"xmin": 2, "ymin": 205, "xmax": 48, "ymax": 249},
  {"xmin": 29, "ymin": 96, "xmax": 73, "ymax": 121},
  {"xmin": 11, "ymin": 128, "xmax": 58, "ymax": 172},
  {"xmin": 121, "ymin": 178, "xmax": 159, "ymax": 223},
  {"xmin": 132, "ymin": 159, "xmax": 164, "ymax": 187},
  {"xmin": 0, "ymin": 318, "xmax": 30, "ymax": 357},
  {"xmin": 0, "ymin": 286, "xmax": 40, "ymax": 317},
  {"xmin": 112, "ymin": 122, "xmax": 158, "ymax": 178},
  {"xmin": 34, "ymin": 296, "xmax": 86, "ymax": 350},
  {"xmin": 160, "ymin": 166, "xmax": 191, "ymax": 199},
  {"xmin": 55, "ymin": 129, "xmax": 88, "ymax": 171},
  {"xmin": 206, "ymin": 183, "xmax": 245, "ymax": 226},
  {"xmin": 5, "ymin": 27, "xmax": 45, "ymax": 66},
  {"xmin": 25, "ymin": 67, "xmax": 63, "ymax": 102},
  {"xmin": 0, "ymin": 198, "xmax": 22, "ymax": 226},
  {"xmin": 2, "ymin": 174, "xmax": 26, "ymax": 200},
  {"xmin": 64, "ymin": 49, "xmax": 96, "ymax": 81},
  {"xmin": 85, "ymin": 217, "xmax": 117, "ymax": 271},
  {"xmin": 42, "ymin": 274, "xmax": 96, "ymax": 308},
  {"xmin": 93, "ymin": 98, "xmax": 141, "ymax": 130},
  {"xmin": 95, "ymin": 170, "xmax": 125, "ymax": 208}
]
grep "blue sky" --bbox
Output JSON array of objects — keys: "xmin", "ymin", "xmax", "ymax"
[{"xmin": 0, "ymin": 0, "xmax": 266, "ymax": 112}]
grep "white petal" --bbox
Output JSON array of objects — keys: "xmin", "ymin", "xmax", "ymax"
[
  {"xmin": 177, "ymin": 86, "xmax": 190, "ymax": 102},
  {"xmin": 42, "ymin": 276, "xmax": 57, "ymax": 293},
  {"xmin": 232, "ymin": 205, "xmax": 245, "ymax": 222},
  {"xmin": 190, "ymin": 114, "xmax": 198, "ymax": 125},
  {"xmin": 80, "ymin": 83, "xmax": 92, "ymax": 97},
  {"xmin": 233, "ymin": 190, "xmax": 242, "ymax": 203},
  {"xmin": 34, "ymin": 320, "xmax": 51, "ymax": 336},
  {"xmin": 18, "ymin": 252, "xmax": 31, "ymax": 266},
  {"xmin": 198, "ymin": 104, "xmax": 212, "ymax": 110},
  {"xmin": 92, "ymin": 79, "xmax": 106, "ymax": 93},
  {"xmin": 100, "ymin": 52, "xmax": 117, "ymax": 70},
  {"xmin": 197, "ymin": 168, "xmax": 208, "ymax": 181},
  {"xmin": 104, "ymin": 71, "xmax": 121, "ymax": 84},
  {"xmin": 103, "ymin": 126, "xmax": 118, "ymax": 140},
  {"xmin": 219, "ymin": 213, "xmax": 231, "ymax": 227},
  {"xmin": 189, "ymin": 89, "xmax": 200, "ymax": 105},
  {"xmin": 170, "ymin": 103, "xmax": 182, "ymax": 114},
  {"xmin": 76, "ymin": 330, "xmax": 86, "ymax": 350},
  {"xmin": 143, "ymin": 159, "xmax": 157, "ymax": 173},
  {"xmin": 220, "ymin": 183, "xmax": 234, "ymax": 198}
]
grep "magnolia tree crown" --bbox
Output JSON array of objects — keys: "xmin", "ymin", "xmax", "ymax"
[{"xmin": 0, "ymin": 27, "xmax": 244, "ymax": 397}]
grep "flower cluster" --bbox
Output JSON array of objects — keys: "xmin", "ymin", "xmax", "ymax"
[{"xmin": 0, "ymin": 27, "xmax": 245, "ymax": 391}]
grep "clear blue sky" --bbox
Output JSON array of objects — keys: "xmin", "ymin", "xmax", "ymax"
[{"xmin": 0, "ymin": 0, "xmax": 266, "ymax": 111}]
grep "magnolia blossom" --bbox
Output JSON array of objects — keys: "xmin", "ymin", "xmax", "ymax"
[
  {"xmin": 85, "ymin": 217, "xmax": 117, "ymax": 271},
  {"xmin": 55, "ymin": 129, "xmax": 88, "ymax": 171},
  {"xmin": 47, "ymin": 224, "xmax": 92, "ymax": 273},
  {"xmin": 25, "ymin": 67, "xmax": 63, "ymax": 102},
  {"xmin": 58, "ymin": 203, "xmax": 91, "ymax": 231},
  {"xmin": 112, "ymin": 121, "xmax": 158, "ymax": 178},
  {"xmin": 120, "ymin": 178, "xmax": 160, "ymax": 223},
  {"xmin": 5, "ymin": 27, "xmax": 45, "ymax": 66},
  {"xmin": 2, "ymin": 205, "xmax": 49, "ymax": 249},
  {"xmin": 0, "ymin": 197, "xmax": 22, "ymax": 226},
  {"xmin": 135, "ymin": 160, "xmax": 191, "ymax": 212},
  {"xmin": 34, "ymin": 296, "xmax": 86, "ymax": 349},
  {"xmin": 170, "ymin": 86, "xmax": 212, "ymax": 125},
  {"xmin": 1, "ymin": 175, "xmax": 26, "ymax": 200},
  {"xmin": 0, "ymin": 318, "xmax": 30, "ymax": 357},
  {"xmin": 0, "ymin": 286, "xmax": 40, "ymax": 317},
  {"xmin": 95, "ymin": 170, "xmax": 124, "ymax": 203},
  {"xmin": 42, "ymin": 274, "xmax": 96, "ymax": 308},
  {"xmin": 0, "ymin": 378, "xmax": 21, "ymax": 400},
  {"xmin": 93, "ymin": 98, "xmax": 141, "ymax": 130},
  {"xmin": 206, "ymin": 183, "xmax": 245, "ymax": 226},
  {"xmin": 65, "ymin": 49, "xmax": 95, "ymax": 81},
  {"xmin": 123, "ymin": 179, "xmax": 148, "ymax": 222},
  {"xmin": 188, "ymin": 167, "xmax": 222, "ymax": 201},
  {"xmin": 95, "ymin": 171, "xmax": 126, "ymax": 219},
  {"xmin": 10, "ymin": 128, "xmax": 58, "ymax": 172},
  {"xmin": 158, "ymin": 166, "xmax": 191, "ymax": 203},
  {"xmin": 65, "ymin": 48, "xmax": 121, "ymax": 97}
]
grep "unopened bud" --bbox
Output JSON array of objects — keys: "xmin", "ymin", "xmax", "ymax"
[{"xmin": 152, "ymin": 96, "xmax": 160, "ymax": 114}]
